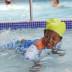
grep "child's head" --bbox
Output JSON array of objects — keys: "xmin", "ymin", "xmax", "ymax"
[
  {"xmin": 53, "ymin": 0, "xmax": 59, "ymax": 4},
  {"xmin": 43, "ymin": 18, "xmax": 66, "ymax": 49},
  {"xmin": 5, "ymin": 0, "xmax": 11, "ymax": 5}
]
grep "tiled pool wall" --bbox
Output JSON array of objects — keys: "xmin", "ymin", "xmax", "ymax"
[{"xmin": 0, "ymin": 19, "xmax": 72, "ymax": 30}]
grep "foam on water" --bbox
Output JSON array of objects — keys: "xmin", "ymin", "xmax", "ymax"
[{"xmin": 0, "ymin": 5, "xmax": 28, "ymax": 10}]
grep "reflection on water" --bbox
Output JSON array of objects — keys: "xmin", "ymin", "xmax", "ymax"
[{"xmin": 29, "ymin": 61, "xmax": 43, "ymax": 72}]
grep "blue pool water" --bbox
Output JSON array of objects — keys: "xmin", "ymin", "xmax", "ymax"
[
  {"xmin": 0, "ymin": 0, "xmax": 72, "ymax": 21},
  {"xmin": 0, "ymin": 28, "xmax": 72, "ymax": 72}
]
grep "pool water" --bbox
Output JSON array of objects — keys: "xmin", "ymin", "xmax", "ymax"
[
  {"xmin": 0, "ymin": 28, "xmax": 72, "ymax": 72},
  {"xmin": 0, "ymin": 0, "xmax": 72, "ymax": 21}
]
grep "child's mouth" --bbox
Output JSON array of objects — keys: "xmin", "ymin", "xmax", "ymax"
[
  {"xmin": 47, "ymin": 43, "xmax": 52, "ymax": 46},
  {"xmin": 47, "ymin": 42, "xmax": 53, "ymax": 48}
]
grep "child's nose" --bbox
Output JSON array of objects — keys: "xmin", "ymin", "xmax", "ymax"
[{"xmin": 48, "ymin": 37, "xmax": 52, "ymax": 42}]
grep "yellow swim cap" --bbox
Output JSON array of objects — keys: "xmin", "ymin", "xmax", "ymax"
[{"xmin": 46, "ymin": 18, "xmax": 66, "ymax": 37}]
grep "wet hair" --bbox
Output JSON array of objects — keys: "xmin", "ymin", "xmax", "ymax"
[
  {"xmin": 53, "ymin": 0, "xmax": 59, "ymax": 4},
  {"xmin": 57, "ymin": 0, "xmax": 59, "ymax": 3},
  {"xmin": 44, "ymin": 29, "xmax": 62, "ymax": 40},
  {"xmin": 5, "ymin": 0, "xmax": 11, "ymax": 5}
]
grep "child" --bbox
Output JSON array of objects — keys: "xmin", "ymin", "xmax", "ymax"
[
  {"xmin": 49, "ymin": 0, "xmax": 62, "ymax": 7},
  {"xmin": 0, "ymin": 18, "xmax": 66, "ymax": 61},
  {"xmin": 5, "ymin": 0, "xmax": 11, "ymax": 6},
  {"xmin": 5, "ymin": 0, "xmax": 16, "ymax": 9},
  {"xmin": 19, "ymin": 18, "xmax": 66, "ymax": 60}
]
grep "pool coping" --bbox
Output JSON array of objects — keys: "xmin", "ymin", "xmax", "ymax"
[{"xmin": 0, "ymin": 18, "xmax": 72, "ymax": 23}]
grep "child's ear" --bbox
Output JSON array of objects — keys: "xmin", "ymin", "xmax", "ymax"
[
  {"xmin": 59, "ymin": 37, "xmax": 62, "ymax": 42},
  {"xmin": 44, "ymin": 29, "xmax": 46, "ymax": 35}
]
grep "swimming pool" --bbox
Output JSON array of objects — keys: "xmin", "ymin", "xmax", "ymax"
[
  {"xmin": 0, "ymin": 28, "xmax": 72, "ymax": 72},
  {"xmin": 0, "ymin": 0, "xmax": 72, "ymax": 21},
  {"xmin": 0, "ymin": 0, "xmax": 72, "ymax": 72}
]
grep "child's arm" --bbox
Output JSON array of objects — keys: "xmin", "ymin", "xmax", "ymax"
[
  {"xmin": 48, "ymin": 0, "xmax": 57, "ymax": 7},
  {"xmin": 25, "ymin": 45, "xmax": 40, "ymax": 61}
]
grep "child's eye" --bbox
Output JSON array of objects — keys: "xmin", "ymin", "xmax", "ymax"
[{"xmin": 53, "ymin": 37, "xmax": 56, "ymax": 40}]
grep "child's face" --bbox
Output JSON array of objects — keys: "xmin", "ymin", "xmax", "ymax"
[{"xmin": 43, "ymin": 29, "xmax": 62, "ymax": 49}]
